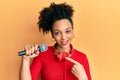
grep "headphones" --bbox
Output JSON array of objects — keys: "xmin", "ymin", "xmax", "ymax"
[
  {"xmin": 57, "ymin": 51, "xmax": 69, "ymax": 62},
  {"xmin": 53, "ymin": 43, "xmax": 73, "ymax": 62}
]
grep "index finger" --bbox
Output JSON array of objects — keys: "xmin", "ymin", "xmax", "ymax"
[{"xmin": 65, "ymin": 57, "xmax": 78, "ymax": 64}]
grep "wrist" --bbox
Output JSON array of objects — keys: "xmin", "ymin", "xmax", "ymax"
[
  {"xmin": 78, "ymin": 76, "xmax": 88, "ymax": 80},
  {"xmin": 22, "ymin": 57, "xmax": 31, "ymax": 64}
]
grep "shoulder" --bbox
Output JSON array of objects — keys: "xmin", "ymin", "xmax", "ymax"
[
  {"xmin": 71, "ymin": 49, "xmax": 88, "ymax": 64},
  {"xmin": 73, "ymin": 49, "xmax": 87, "ymax": 57},
  {"xmin": 37, "ymin": 45, "xmax": 54, "ymax": 57}
]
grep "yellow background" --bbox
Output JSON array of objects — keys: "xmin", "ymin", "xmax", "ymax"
[{"xmin": 0, "ymin": 0, "xmax": 120, "ymax": 80}]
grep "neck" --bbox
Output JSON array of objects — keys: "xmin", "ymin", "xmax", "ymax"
[{"xmin": 56, "ymin": 44, "xmax": 70, "ymax": 54}]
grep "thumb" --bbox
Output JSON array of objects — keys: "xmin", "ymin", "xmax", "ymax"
[{"xmin": 65, "ymin": 57, "xmax": 78, "ymax": 64}]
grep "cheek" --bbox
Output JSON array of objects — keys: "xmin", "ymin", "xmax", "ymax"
[
  {"xmin": 68, "ymin": 33, "xmax": 73, "ymax": 39},
  {"xmin": 53, "ymin": 36, "xmax": 60, "ymax": 42}
]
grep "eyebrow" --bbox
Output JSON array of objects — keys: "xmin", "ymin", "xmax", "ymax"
[
  {"xmin": 53, "ymin": 27, "xmax": 72, "ymax": 31},
  {"xmin": 66, "ymin": 27, "xmax": 72, "ymax": 30}
]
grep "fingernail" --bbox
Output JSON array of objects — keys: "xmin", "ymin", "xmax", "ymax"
[{"xmin": 35, "ymin": 50, "xmax": 38, "ymax": 53}]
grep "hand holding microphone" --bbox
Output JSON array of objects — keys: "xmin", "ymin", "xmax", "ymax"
[{"xmin": 18, "ymin": 44, "xmax": 48, "ymax": 58}]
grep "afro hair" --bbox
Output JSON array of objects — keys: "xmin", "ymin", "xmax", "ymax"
[{"xmin": 38, "ymin": 2, "xmax": 74, "ymax": 34}]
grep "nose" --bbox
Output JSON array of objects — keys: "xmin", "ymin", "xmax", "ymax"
[{"xmin": 61, "ymin": 33, "xmax": 66, "ymax": 40}]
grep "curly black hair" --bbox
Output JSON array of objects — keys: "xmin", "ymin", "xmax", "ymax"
[{"xmin": 38, "ymin": 2, "xmax": 74, "ymax": 34}]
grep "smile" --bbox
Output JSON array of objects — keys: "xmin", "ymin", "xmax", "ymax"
[{"xmin": 61, "ymin": 40, "xmax": 69, "ymax": 46}]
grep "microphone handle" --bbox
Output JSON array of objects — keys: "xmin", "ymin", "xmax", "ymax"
[
  {"xmin": 18, "ymin": 50, "xmax": 26, "ymax": 56},
  {"xmin": 18, "ymin": 46, "xmax": 41, "ymax": 56}
]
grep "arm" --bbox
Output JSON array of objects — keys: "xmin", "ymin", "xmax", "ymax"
[
  {"xmin": 82, "ymin": 55, "xmax": 92, "ymax": 80},
  {"xmin": 19, "ymin": 58, "xmax": 31, "ymax": 80},
  {"xmin": 19, "ymin": 44, "xmax": 39, "ymax": 80}
]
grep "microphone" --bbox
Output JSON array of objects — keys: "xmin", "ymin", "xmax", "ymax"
[{"xmin": 18, "ymin": 44, "xmax": 48, "ymax": 56}]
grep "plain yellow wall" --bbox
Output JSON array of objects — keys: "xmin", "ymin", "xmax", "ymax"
[{"xmin": 0, "ymin": 0, "xmax": 120, "ymax": 80}]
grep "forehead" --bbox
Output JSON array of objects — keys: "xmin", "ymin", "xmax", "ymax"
[{"xmin": 52, "ymin": 19, "xmax": 72, "ymax": 30}]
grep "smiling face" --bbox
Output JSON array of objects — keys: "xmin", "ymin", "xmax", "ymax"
[{"xmin": 52, "ymin": 19, "xmax": 74, "ymax": 51}]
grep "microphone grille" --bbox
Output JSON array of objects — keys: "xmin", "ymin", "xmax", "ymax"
[{"xmin": 39, "ymin": 44, "xmax": 48, "ymax": 52}]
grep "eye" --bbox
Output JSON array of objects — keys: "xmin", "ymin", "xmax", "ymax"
[
  {"xmin": 66, "ymin": 29, "xmax": 71, "ymax": 34},
  {"xmin": 54, "ymin": 31, "xmax": 61, "ymax": 36}
]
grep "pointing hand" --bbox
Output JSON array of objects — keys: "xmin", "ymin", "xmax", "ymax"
[{"xmin": 65, "ymin": 57, "xmax": 88, "ymax": 80}]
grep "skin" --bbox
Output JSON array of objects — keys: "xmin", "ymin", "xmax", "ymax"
[
  {"xmin": 52, "ymin": 19, "xmax": 73, "ymax": 53},
  {"xmin": 19, "ymin": 19, "xmax": 88, "ymax": 80}
]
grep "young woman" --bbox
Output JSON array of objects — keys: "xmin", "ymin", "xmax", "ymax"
[{"xmin": 19, "ymin": 2, "xmax": 92, "ymax": 80}]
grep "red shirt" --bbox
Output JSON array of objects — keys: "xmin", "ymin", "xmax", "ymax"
[{"xmin": 30, "ymin": 45, "xmax": 92, "ymax": 80}]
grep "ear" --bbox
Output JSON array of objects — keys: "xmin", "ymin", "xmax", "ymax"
[
  {"xmin": 50, "ymin": 30, "xmax": 54, "ymax": 37},
  {"xmin": 72, "ymin": 28, "xmax": 74, "ymax": 33},
  {"xmin": 50, "ymin": 33, "xmax": 55, "ymax": 42},
  {"xmin": 71, "ymin": 29, "xmax": 75, "ymax": 38}
]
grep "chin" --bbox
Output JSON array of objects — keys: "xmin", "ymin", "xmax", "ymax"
[{"xmin": 60, "ymin": 42, "xmax": 71, "ymax": 49}]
